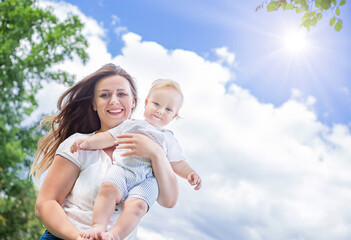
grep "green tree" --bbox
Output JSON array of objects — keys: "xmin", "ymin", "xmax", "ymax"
[
  {"xmin": 256, "ymin": 0, "xmax": 347, "ymax": 31},
  {"xmin": 0, "ymin": 0, "xmax": 88, "ymax": 238}
]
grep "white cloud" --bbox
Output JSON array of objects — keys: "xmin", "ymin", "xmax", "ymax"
[
  {"xmin": 31, "ymin": 2, "xmax": 351, "ymax": 240},
  {"xmin": 306, "ymin": 95, "xmax": 316, "ymax": 107},
  {"xmin": 137, "ymin": 228, "xmax": 173, "ymax": 240},
  {"xmin": 290, "ymin": 88, "xmax": 316, "ymax": 107},
  {"xmin": 111, "ymin": 14, "xmax": 121, "ymax": 26},
  {"xmin": 339, "ymin": 86, "xmax": 349, "ymax": 95},
  {"xmin": 214, "ymin": 46, "xmax": 236, "ymax": 66},
  {"xmin": 291, "ymin": 88, "xmax": 302, "ymax": 99},
  {"xmin": 114, "ymin": 26, "xmax": 128, "ymax": 36}
]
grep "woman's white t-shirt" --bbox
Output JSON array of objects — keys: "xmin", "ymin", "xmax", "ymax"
[{"xmin": 56, "ymin": 132, "xmax": 137, "ymax": 239}]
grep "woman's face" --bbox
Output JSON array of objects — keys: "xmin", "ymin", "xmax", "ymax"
[{"xmin": 93, "ymin": 75, "xmax": 135, "ymax": 132}]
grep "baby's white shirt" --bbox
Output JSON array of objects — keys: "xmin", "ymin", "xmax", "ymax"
[{"xmin": 108, "ymin": 119, "xmax": 185, "ymax": 162}]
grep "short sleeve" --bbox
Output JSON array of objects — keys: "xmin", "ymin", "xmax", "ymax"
[
  {"xmin": 164, "ymin": 131, "xmax": 185, "ymax": 162},
  {"xmin": 56, "ymin": 133, "xmax": 94, "ymax": 168}
]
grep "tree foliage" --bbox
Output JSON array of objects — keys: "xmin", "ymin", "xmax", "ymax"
[
  {"xmin": 0, "ymin": 0, "xmax": 88, "ymax": 238},
  {"xmin": 257, "ymin": 0, "xmax": 347, "ymax": 31}
]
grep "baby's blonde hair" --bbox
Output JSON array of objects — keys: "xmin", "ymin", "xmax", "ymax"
[{"xmin": 146, "ymin": 79, "xmax": 184, "ymax": 112}]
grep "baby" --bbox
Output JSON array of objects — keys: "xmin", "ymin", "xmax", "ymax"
[{"xmin": 71, "ymin": 79, "xmax": 201, "ymax": 240}]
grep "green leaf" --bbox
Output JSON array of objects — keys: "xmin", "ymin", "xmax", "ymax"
[
  {"xmin": 335, "ymin": 7, "xmax": 340, "ymax": 16},
  {"xmin": 281, "ymin": 2, "xmax": 287, "ymax": 10},
  {"xmin": 295, "ymin": 7, "xmax": 305, "ymax": 13},
  {"xmin": 300, "ymin": 19, "xmax": 311, "ymax": 30},
  {"xmin": 331, "ymin": 0, "xmax": 337, "ymax": 5},
  {"xmin": 286, "ymin": 3, "xmax": 294, "ymax": 9},
  {"xmin": 334, "ymin": 20, "xmax": 342, "ymax": 31},
  {"xmin": 311, "ymin": 17, "xmax": 318, "ymax": 26},
  {"xmin": 320, "ymin": 0, "xmax": 331, "ymax": 9},
  {"xmin": 339, "ymin": 0, "xmax": 346, "ymax": 6},
  {"xmin": 329, "ymin": 16, "xmax": 336, "ymax": 26},
  {"xmin": 301, "ymin": 12, "xmax": 310, "ymax": 21},
  {"xmin": 267, "ymin": 1, "xmax": 279, "ymax": 12},
  {"xmin": 317, "ymin": 12, "xmax": 323, "ymax": 20}
]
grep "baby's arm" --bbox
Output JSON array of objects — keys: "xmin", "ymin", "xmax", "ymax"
[
  {"xmin": 170, "ymin": 160, "xmax": 201, "ymax": 190},
  {"xmin": 70, "ymin": 132, "xmax": 115, "ymax": 153}
]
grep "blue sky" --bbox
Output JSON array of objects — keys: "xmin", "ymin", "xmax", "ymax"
[
  {"xmin": 33, "ymin": 1, "xmax": 351, "ymax": 240},
  {"xmin": 63, "ymin": 0, "xmax": 351, "ymax": 126}
]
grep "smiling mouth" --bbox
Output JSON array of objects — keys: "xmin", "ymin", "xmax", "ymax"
[
  {"xmin": 108, "ymin": 109, "xmax": 123, "ymax": 114},
  {"xmin": 152, "ymin": 114, "xmax": 162, "ymax": 120}
]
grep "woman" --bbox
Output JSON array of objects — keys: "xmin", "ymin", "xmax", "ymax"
[{"xmin": 31, "ymin": 64, "xmax": 178, "ymax": 240}]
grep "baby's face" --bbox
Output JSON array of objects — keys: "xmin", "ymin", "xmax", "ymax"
[{"xmin": 144, "ymin": 87, "xmax": 182, "ymax": 128}]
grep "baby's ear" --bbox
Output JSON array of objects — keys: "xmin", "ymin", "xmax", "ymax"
[
  {"xmin": 172, "ymin": 113, "xmax": 178, "ymax": 120},
  {"xmin": 144, "ymin": 98, "xmax": 148, "ymax": 107}
]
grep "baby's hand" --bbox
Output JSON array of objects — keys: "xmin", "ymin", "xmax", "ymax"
[
  {"xmin": 70, "ymin": 138, "xmax": 88, "ymax": 153},
  {"xmin": 187, "ymin": 172, "xmax": 202, "ymax": 190}
]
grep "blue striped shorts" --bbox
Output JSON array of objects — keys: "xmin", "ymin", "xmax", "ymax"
[{"xmin": 102, "ymin": 163, "xmax": 158, "ymax": 208}]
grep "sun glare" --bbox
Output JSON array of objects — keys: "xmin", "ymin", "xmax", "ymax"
[{"xmin": 283, "ymin": 30, "xmax": 309, "ymax": 56}]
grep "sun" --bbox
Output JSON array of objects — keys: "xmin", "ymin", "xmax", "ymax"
[{"xmin": 282, "ymin": 30, "xmax": 309, "ymax": 56}]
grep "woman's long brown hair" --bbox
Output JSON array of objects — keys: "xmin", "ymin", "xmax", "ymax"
[{"xmin": 30, "ymin": 63, "xmax": 138, "ymax": 182}]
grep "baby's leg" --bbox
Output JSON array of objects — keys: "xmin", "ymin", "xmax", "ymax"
[
  {"xmin": 80, "ymin": 182, "xmax": 123, "ymax": 239},
  {"xmin": 107, "ymin": 198, "xmax": 148, "ymax": 240}
]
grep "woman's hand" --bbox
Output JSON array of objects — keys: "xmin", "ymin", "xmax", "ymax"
[{"xmin": 114, "ymin": 133, "xmax": 163, "ymax": 160}]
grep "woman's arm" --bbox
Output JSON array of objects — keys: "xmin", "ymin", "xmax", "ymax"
[
  {"xmin": 35, "ymin": 155, "xmax": 81, "ymax": 240},
  {"xmin": 115, "ymin": 133, "xmax": 179, "ymax": 208}
]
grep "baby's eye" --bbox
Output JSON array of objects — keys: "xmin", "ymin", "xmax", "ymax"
[
  {"xmin": 153, "ymin": 102, "xmax": 159, "ymax": 107},
  {"xmin": 166, "ymin": 108, "xmax": 172, "ymax": 112}
]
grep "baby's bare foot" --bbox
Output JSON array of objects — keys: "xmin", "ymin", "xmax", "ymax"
[
  {"xmin": 79, "ymin": 225, "xmax": 105, "ymax": 239},
  {"xmin": 101, "ymin": 231, "xmax": 118, "ymax": 240},
  {"xmin": 76, "ymin": 234, "xmax": 88, "ymax": 240}
]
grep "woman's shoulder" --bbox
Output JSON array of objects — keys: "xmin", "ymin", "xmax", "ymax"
[{"xmin": 59, "ymin": 132, "xmax": 94, "ymax": 148}]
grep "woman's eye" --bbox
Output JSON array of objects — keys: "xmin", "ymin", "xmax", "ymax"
[
  {"xmin": 118, "ymin": 92, "xmax": 127, "ymax": 97},
  {"xmin": 100, "ymin": 93, "xmax": 109, "ymax": 98}
]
